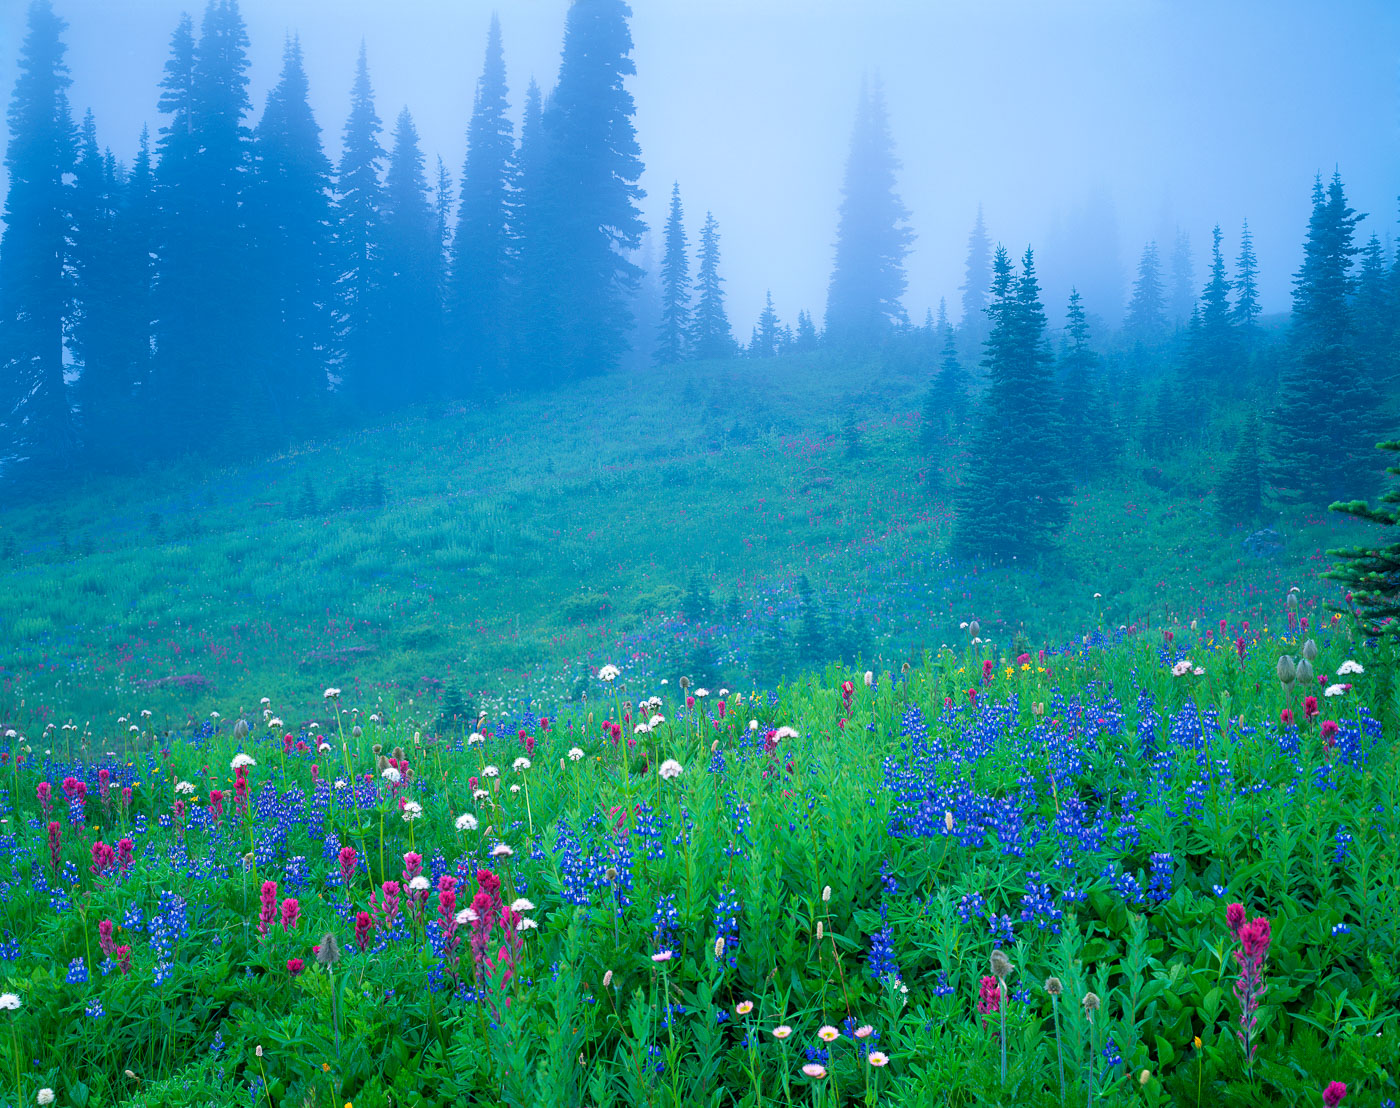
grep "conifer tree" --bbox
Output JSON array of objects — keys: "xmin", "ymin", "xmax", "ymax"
[
  {"xmin": 450, "ymin": 14, "xmax": 514, "ymax": 394},
  {"xmin": 690, "ymin": 212, "xmax": 734, "ymax": 360},
  {"xmin": 0, "ymin": 0, "xmax": 76, "ymax": 473},
  {"xmin": 248, "ymin": 35, "xmax": 335, "ymax": 423},
  {"xmin": 953, "ymin": 247, "xmax": 1070, "ymax": 558},
  {"xmin": 1168, "ymin": 228, "xmax": 1195, "ymax": 328},
  {"xmin": 1124, "ymin": 241, "xmax": 1166, "ymax": 339},
  {"xmin": 1269, "ymin": 172, "xmax": 1379, "ymax": 506},
  {"xmin": 960, "ymin": 204, "xmax": 992, "ymax": 330},
  {"xmin": 752, "ymin": 291, "xmax": 780, "ymax": 358},
  {"xmin": 383, "ymin": 108, "xmax": 442, "ymax": 401},
  {"xmin": 509, "ymin": 79, "xmax": 550, "ymax": 386},
  {"xmin": 537, "ymin": 0, "xmax": 645, "ymax": 381},
  {"xmin": 823, "ymin": 78, "xmax": 912, "ymax": 345},
  {"xmin": 794, "ymin": 310, "xmax": 818, "ymax": 351},
  {"xmin": 1232, "ymin": 217, "xmax": 1260, "ymax": 330},
  {"xmin": 1198, "ymin": 223, "xmax": 1235, "ymax": 377},
  {"xmin": 1216, "ymin": 410, "xmax": 1264, "ymax": 525},
  {"xmin": 926, "ymin": 299, "xmax": 970, "ymax": 440},
  {"xmin": 1059, "ymin": 288, "xmax": 1113, "ymax": 478},
  {"xmin": 654, "ymin": 182, "xmax": 690, "ymax": 366},
  {"xmin": 1353, "ymin": 232, "xmax": 1393, "ymax": 385},
  {"xmin": 333, "ymin": 43, "xmax": 387, "ymax": 409},
  {"xmin": 1326, "ymin": 439, "xmax": 1400, "ymax": 638}
]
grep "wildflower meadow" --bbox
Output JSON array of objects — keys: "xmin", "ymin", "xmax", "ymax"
[{"xmin": 0, "ymin": 600, "xmax": 1394, "ymax": 1107}]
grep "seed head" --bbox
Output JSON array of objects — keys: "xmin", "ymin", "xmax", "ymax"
[
  {"xmin": 1276, "ymin": 655, "xmax": 1296, "ymax": 687},
  {"xmin": 714, "ymin": 937, "xmax": 725, "ymax": 959},
  {"xmin": 1301, "ymin": 638, "xmax": 1319, "ymax": 663},
  {"xmin": 1044, "ymin": 976, "xmax": 1063, "ymax": 997},
  {"xmin": 1082, "ymin": 991, "xmax": 1100, "ymax": 1016},
  {"xmin": 315, "ymin": 931, "xmax": 341, "ymax": 966},
  {"xmin": 989, "ymin": 949, "xmax": 1013, "ymax": 980}
]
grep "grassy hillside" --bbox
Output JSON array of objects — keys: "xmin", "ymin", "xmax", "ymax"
[{"xmin": 0, "ymin": 349, "xmax": 1368, "ymax": 730}]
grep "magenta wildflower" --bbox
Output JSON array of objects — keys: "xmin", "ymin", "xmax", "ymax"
[
  {"xmin": 116, "ymin": 837, "xmax": 134, "ymax": 872},
  {"xmin": 257, "ymin": 880, "xmax": 278, "ymax": 937},
  {"xmin": 1322, "ymin": 1082, "xmax": 1347, "ymax": 1107},
  {"xmin": 46, "ymin": 821, "xmax": 61, "ymax": 873},
  {"xmin": 280, "ymin": 897, "xmax": 300, "ymax": 931},
  {"xmin": 286, "ymin": 957, "xmax": 304, "ymax": 976},
  {"xmin": 89, "ymin": 839, "xmax": 116, "ymax": 877},
  {"xmin": 1228, "ymin": 904, "xmax": 1272, "ymax": 1071},
  {"xmin": 977, "ymin": 974, "xmax": 1001, "ymax": 1030},
  {"xmin": 97, "ymin": 919, "xmax": 116, "ymax": 959},
  {"xmin": 337, "ymin": 846, "xmax": 358, "ymax": 894},
  {"xmin": 354, "ymin": 911, "xmax": 374, "ymax": 952},
  {"xmin": 35, "ymin": 781, "xmax": 52, "ymax": 813}
]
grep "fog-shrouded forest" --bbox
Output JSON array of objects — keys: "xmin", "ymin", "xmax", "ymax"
[{"xmin": 1, "ymin": 2, "xmax": 1399, "ymax": 1106}]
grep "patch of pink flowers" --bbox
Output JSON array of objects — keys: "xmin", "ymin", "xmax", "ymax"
[{"xmin": 1227, "ymin": 902, "xmax": 1272, "ymax": 1068}]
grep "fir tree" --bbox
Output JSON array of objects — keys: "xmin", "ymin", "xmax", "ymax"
[
  {"xmin": 690, "ymin": 212, "xmax": 734, "ymax": 360},
  {"xmin": 952, "ymin": 247, "xmax": 1070, "ymax": 559},
  {"xmin": 536, "ymin": 0, "xmax": 645, "ymax": 381},
  {"xmin": 1198, "ymin": 223, "xmax": 1235, "ymax": 377},
  {"xmin": 823, "ymin": 78, "xmax": 912, "ymax": 345},
  {"xmin": 1353, "ymin": 232, "xmax": 1393, "ymax": 386},
  {"xmin": 509, "ymin": 78, "xmax": 551, "ymax": 385},
  {"xmin": 1168, "ymin": 228, "xmax": 1194, "ymax": 328},
  {"xmin": 450, "ymin": 14, "xmax": 514, "ymax": 394},
  {"xmin": 1326, "ymin": 439, "xmax": 1400, "ymax": 638},
  {"xmin": 382, "ymin": 108, "xmax": 443, "ymax": 401},
  {"xmin": 794, "ymin": 310, "xmax": 818, "ymax": 351},
  {"xmin": 654, "ymin": 182, "xmax": 690, "ymax": 366},
  {"xmin": 1270, "ymin": 172, "xmax": 1379, "ymax": 506},
  {"xmin": 1216, "ymin": 410, "xmax": 1264, "ymax": 525},
  {"xmin": 1059, "ymin": 288, "xmax": 1113, "ymax": 478},
  {"xmin": 1124, "ymin": 241, "xmax": 1166, "ymax": 339},
  {"xmin": 959, "ymin": 204, "xmax": 992, "ymax": 330},
  {"xmin": 925, "ymin": 299, "xmax": 970, "ymax": 442},
  {"xmin": 248, "ymin": 35, "xmax": 335, "ymax": 424},
  {"xmin": 752, "ymin": 291, "xmax": 780, "ymax": 358},
  {"xmin": 0, "ymin": 0, "xmax": 76, "ymax": 473},
  {"xmin": 333, "ymin": 43, "xmax": 387, "ymax": 409},
  {"xmin": 1232, "ymin": 217, "xmax": 1261, "ymax": 330}
]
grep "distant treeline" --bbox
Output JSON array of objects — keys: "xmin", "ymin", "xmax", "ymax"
[{"xmin": 0, "ymin": 0, "xmax": 1396, "ymax": 541}]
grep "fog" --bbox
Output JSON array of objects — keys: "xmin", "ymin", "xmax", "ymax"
[{"xmin": 3, "ymin": 0, "xmax": 1397, "ymax": 331}]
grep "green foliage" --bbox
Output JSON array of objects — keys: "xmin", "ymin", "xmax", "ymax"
[{"xmin": 1326, "ymin": 439, "xmax": 1400, "ymax": 636}]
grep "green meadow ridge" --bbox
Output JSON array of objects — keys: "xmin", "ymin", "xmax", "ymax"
[{"xmin": 0, "ymin": 350, "xmax": 1366, "ymax": 728}]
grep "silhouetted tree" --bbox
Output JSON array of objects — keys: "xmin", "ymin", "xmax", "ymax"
[
  {"xmin": 690, "ymin": 211, "xmax": 734, "ymax": 359},
  {"xmin": 1125, "ymin": 241, "xmax": 1166, "ymax": 339},
  {"xmin": 450, "ymin": 14, "xmax": 514, "ymax": 394},
  {"xmin": 1232, "ymin": 217, "xmax": 1260, "ymax": 331},
  {"xmin": 824, "ymin": 78, "xmax": 912, "ymax": 345},
  {"xmin": 1059, "ymin": 288, "xmax": 1113, "ymax": 477},
  {"xmin": 960, "ymin": 204, "xmax": 992, "ymax": 331},
  {"xmin": 1198, "ymin": 224, "xmax": 1235, "ymax": 377},
  {"xmin": 333, "ymin": 43, "xmax": 387, "ymax": 408},
  {"xmin": 654, "ymin": 182, "xmax": 690, "ymax": 366},
  {"xmin": 1269, "ymin": 172, "xmax": 1379, "ymax": 506},
  {"xmin": 535, "ymin": 0, "xmax": 645, "ymax": 382},
  {"xmin": 383, "ymin": 107, "xmax": 442, "ymax": 401},
  {"xmin": 1216, "ymin": 410, "xmax": 1264, "ymax": 525},
  {"xmin": 751, "ymin": 291, "xmax": 780, "ymax": 358},
  {"xmin": 1168, "ymin": 228, "xmax": 1194, "ymax": 328},
  {"xmin": 1326, "ymin": 439, "xmax": 1400, "ymax": 638},
  {"xmin": 794, "ymin": 310, "xmax": 818, "ymax": 351},
  {"xmin": 248, "ymin": 35, "xmax": 335, "ymax": 425},
  {"xmin": 953, "ymin": 246, "xmax": 1070, "ymax": 558}
]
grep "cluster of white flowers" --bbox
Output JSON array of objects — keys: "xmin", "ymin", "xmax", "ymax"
[
  {"xmin": 468, "ymin": 732, "xmax": 485, "ymax": 745},
  {"xmin": 482, "ymin": 765, "xmax": 499, "ymax": 778},
  {"xmin": 513, "ymin": 757, "xmax": 531, "ymax": 772},
  {"xmin": 491, "ymin": 843, "xmax": 514, "ymax": 858},
  {"xmin": 175, "ymin": 781, "xmax": 195, "ymax": 795},
  {"xmin": 774, "ymin": 726, "xmax": 799, "ymax": 741},
  {"xmin": 1337, "ymin": 660, "xmax": 1365, "ymax": 676},
  {"xmin": 598, "ymin": 664, "xmax": 621, "ymax": 682},
  {"xmin": 230, "ymin": 753, "xmax": 257, "ymax": 771},
  {"xmin": 268, "ymin": 717, "xmax": 283, "ymax": 730},
  {"xmin": 643, "ymin": 696, "xmax": 663, "ymax": 712},
  {"xmin": 408, "ymin": 876, "xmax": 430, "ymax": 892},
  {"xmin": 634, "ymin": 722, "xmax": 650, "ymax": 735},
  {"xmin": 0, "ymin": 993, "xmax": 19, "ymax": 1010},
  {"xmin": 658, "ymin": 759, "xmax": 684, "ymax": 780},
  {"xmin": 401, "ymin": 801, "xmax": 423, "ymax": 822},
  {"xmin": 323, "ymin": 687, "xmax": 341, "ymax": 700},
  {"xmin": 510, "ymin": 897, "xmax": 535, "ymax": 913},
  {"xmin": 455, "ymin": 813, "xmax": 478, "ymax": 832},
  {"xmin": 693, "ymin": 687, "xmax": 710, "ymax": 698},
  {"xmin": 381, "ymin": 767, "xmax": 402, "ymax": 784},
  {"xmin": 649, "ymin": 713, "xmax": 666, "ymax": 728},
  {"xmin": 472, "ymin": 788, "xmax": 490, "ymax": 801},
  {"xmin": 567, "ymin": 747, "xmax": 584, "ymax": 761},
  {"xmin": 1170, "ymin": 660, "xmax": 1205, "ymax": 677},
  {"xmin": 1324, "ymin": 684, "xmax": 1348, "ymax": 697},
  {"xmin": 454, "ymin": 907, "xmax": 479, "ymax": 926}
]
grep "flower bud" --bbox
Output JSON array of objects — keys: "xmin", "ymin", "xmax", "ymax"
[
  {"xmin": 1276, "ymin": 655, "xmax": 1296, "ymax": 687},
  {"xmin": 989, "ymin": 949, "xmax": 1013, "ymax": 980},
  {"xmin": 1044, "ymin": 976, "xmax": 1063, "ymax": 997},
  {"xmin": 1301, "ymin": 638, "xmax": 1318, "ymax": 662},
  {"xmin": 1295, "ymin": 658, "xmax": 1314, "ymax": 684},
  {"xmin": 602, "ymin": 969, "xmax": 613, "ymax": 988}
]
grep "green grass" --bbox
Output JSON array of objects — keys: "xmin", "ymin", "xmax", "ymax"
[{"xmin": 0, "ymin": 349, "xmax": 1370, "ymax": 730}]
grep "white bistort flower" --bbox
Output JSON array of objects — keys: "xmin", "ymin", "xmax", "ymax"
[
  {"xmin": 0, "ymin": 993, "xmax": 20, "ymax": 1010},
  {"xmin": 1324, "ymin": 684, "xmax": 1348, "ymax": 697},
  {"xmin": 482, "ymin": 765, "xmax": 499, "ymax": 778},
  {"xmin": 598, "ymin": 664, "xmax": 620, "ymax": 682},
  {"xmin": 567, "ymin": 747, "xmax": 584, "ymax": 761},
  {"xmin": 513, "ymin": 757, "xmax": 531, "ymax": 772},
  {"xmin": 323, "ymin": 687, "xmax": 341, "ymax": 700},
  {"xmin": 1337, "ymin": 660, "xmax": 1365, "ymax": 676},
  {"xmin": 658, "ymin": 759, "xmax": 684, "ymax": 780},
  {"xmin": 381, "ymin": 767, "xmax": 402, "ymax": 784},
  {"xmin": 401, "ymin": 801, "xmax": 423, "ymax": 822},
  {"xmin": 455, "ymin": 813, "xmax": 478, "ymax": 832},
  {"xmin": 230, "ymin": 753, "xmax": 257, "ymax": 771}
]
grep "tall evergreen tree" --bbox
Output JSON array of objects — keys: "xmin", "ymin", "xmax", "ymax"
[
  {"xmin": 248, "ymin": 35, "xmax": 335, "ymax": 424},
  {"xmin": 654, "ymin": 182, "xmax": 690, "ymax": 366},
  {"xmin": 1198, "ymin": 223, "xmax": 1235, "ymax": 377},
  {"xmin": 690, "ymin": 211, "xmax": 734, "ymax": 360},
  {"xmin": 751, "ymin": 291, "xmax": 780, "ymax": 358},
  {"xmin": 959, "ymin": 204, "xmax": 992, "ymax": 329},
  {"xmin": 0, "ymin": 0, "xmax": 76, "ymax": 475},
  {"xmin": 1353, "ymin": 232, "xmax": 1393, "ymax": 386},
  {"xmin": 70, "ymin": 112, "xmax": 147, "ymax": 461},
  {"xmin": 450, "ymin": 14, "xmax": 514, "ymax": 394},
  {"xmin": 1269, "ymin": 172, "xmax": 1379, "ymax": 506},
  {"xmin": 1059, "ymin": 288, "xmax": 1113, "ymax": 478},
  {"xmin": 823, "ymin": 78, "xmax": 912, "ymax": 345},
  {"xmin": 509, "ymin": 78, "xmax": 550, "ymax": 385},
  {"xmin": 1168, "ymin": 228, "xmax": 1195, "ymax": 327},
  {"xmin": 150, "ymin": 0, "xmax": 254, "ymax": 450},
  {"xmin": 383, "ymin": 107, "xmax": 443, "ymax": 402},
  {"xmin": 925, "ymin": 298, "xmax": 970, "ymax": 441},
  {"xmin": 536, "ymin": 0, "xmax": 645, "ymax": 382},
  {"xmin": 333, "ymin": 43, "xmax": 387, "ymax": 409},
  {"xmin": 953, "ymin": 247, "xmax": 1070, "ymax": 558},
  {"xmin": 1232, "ymin": 217, "xmax": 1261, "ymax": 330},
  {"xmin": 794, "ymin": 310, "xmax": 818, "ymax": 351},
  {"xmin": 1124, "ymin": 241, "xmax": 1166, "ymax": 338}
]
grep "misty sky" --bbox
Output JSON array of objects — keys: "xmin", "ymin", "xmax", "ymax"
[{"xmin": 3, "ymin": 0, "xmax": 1398, "ymax": 334}]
